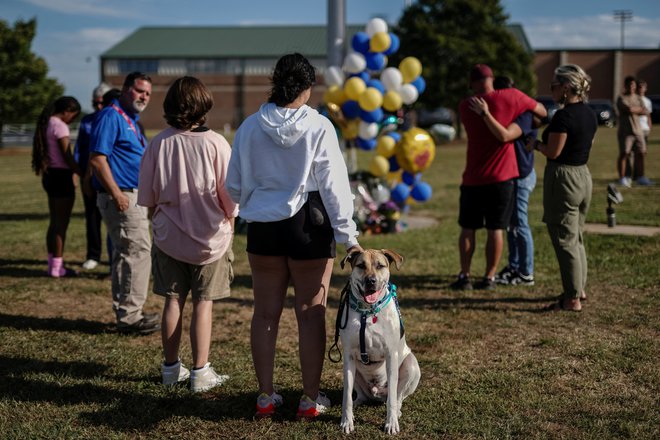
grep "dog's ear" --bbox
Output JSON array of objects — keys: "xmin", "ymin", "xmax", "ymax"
[
  {"xmin": 341, "ymin": 248, "xmax": 362, "ymax": 269},
  {"xmin": 381, "ymin": 249, "xmax": 404, "ymax": 270}
]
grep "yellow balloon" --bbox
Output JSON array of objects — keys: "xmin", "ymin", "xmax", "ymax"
[
  {"xmin": 382, "ymin": 90, "xmax": 403, "ymax": 112},
  {"xmin": 324, "ymin": 85, "xmax": 346, "ymax": 105},
  {"xmin": 376, "ymin": 135, "xmax": 397, "ymax": 158},
  {"xmin": 358, "ymin": 87, "xmax": 383, "ymax": 112},
  {"xmin": 370, "ymin": 32, "xmax": 391, "ymax": 53},
  {"xmin": 399, "ymin": 57, "xmax": 423, "ymax": 83},
  {"xmin": 341, "ymin": 119, "xmax": 359, "ymax": 139},
  {"xmin": 344, "ymin": 77, "xmax": 366, "ymax": 101},
  {"xmin": 369, "ymin": 155, "xmax": 390, "ymax": 177},
  {"xmin": 395, "ymin": 127, "xmax": 436, "ymax": 173}
]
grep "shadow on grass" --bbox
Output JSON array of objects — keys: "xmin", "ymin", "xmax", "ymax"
[
  {"xmin": 0, "ymin": 313, "xmax": 114, "ymax": 334},
  {"xmin": 0, "ymin": 212, "xmax": 86, "ymax": 221},
  {"xmin": 0, "ymin": 258, "xmax": 109, "ymax": 279},
  {"xmin": 0, "ymin": 356, "xmax": 335, "ymax": 430}
]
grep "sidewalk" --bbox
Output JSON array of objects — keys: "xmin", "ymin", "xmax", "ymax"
[{"xmin": 584, "ymin": 223, "xmax": 660, "ymax": 237}]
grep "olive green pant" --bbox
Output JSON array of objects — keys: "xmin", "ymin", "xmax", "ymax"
[{"xmin": 542, "ymin": 162, "xmax": 592, "ymax": 299}]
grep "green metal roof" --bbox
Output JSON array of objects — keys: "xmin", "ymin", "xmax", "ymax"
[{"xmin": 102, "ymin": 24, "xmax": 530, "ymax": 59}]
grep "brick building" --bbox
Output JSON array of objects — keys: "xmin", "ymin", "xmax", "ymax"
[{"xmin": 100, "ymin": 25, "xmax": 659, "ymax": 131}]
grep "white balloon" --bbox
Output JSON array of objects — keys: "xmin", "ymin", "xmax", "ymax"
[
  {"xmin": 325, "ymin": 65, "xmax": 345, "ymax": 87},
  {"xmin": 399, "ymin": 83, "xmax": 419, "ymax": 105},
  {"xmin": 366, "ymin": 18, "xmax": 388, "ymax": 37},
  {"xmin": 358, "ymin": 121, "xmax": 379, "ymax": 139},
  {"xmin": 343, "ymin": 52, "xmax": 367, "ymax": 74},
  {"xmin": 380, "ymin": 67, "xmax": 403, "ymax": 92}
]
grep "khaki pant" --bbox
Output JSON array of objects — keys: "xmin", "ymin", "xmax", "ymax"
[
  {"xmin": 98, "ymin": 191, "xmax": 152, "ymax": 325},
  {"xmin": 542, "ymin": 162, "xmax": 592, "ymax": 299}
]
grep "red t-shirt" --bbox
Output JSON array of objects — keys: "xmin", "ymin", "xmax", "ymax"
[{"xmin": 459, "ymin": 88, "xmax": 537, "ymax": 186}]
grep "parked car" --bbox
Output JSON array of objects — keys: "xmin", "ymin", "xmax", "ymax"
[
  {"xmin": 535, "ymin": 96, "xmax": 558, "ymax": 124},
  {"xmin": 587, "ymin": 99, "xmax": 615, "ymax": 127},
  {"xmin": 416, "ymin": 107, "xmax": 456, "ymax": 129},
  {"xmin": 648, "ymin": 94, "xmax": 660, "ymax": 124}
]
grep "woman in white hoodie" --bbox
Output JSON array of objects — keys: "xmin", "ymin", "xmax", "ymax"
[{"xmin": 227, "ymin": 53, "xmax": 362, "ymax": 419}]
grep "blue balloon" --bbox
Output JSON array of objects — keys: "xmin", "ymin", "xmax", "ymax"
[
  {"xmin": 349, "ymin": 71, "xmax": 370, "ymax": 82},
  {"xmin": 367, "ymin": 78, "xmax": 385, "ymax": 94},
  {"xmin": 411, "ymin": 76, "xmax": 426, "ymax": 94},
  {"xmin": 389, "ymin": 155, "xmax": 400, "ymax": 172},
  {"xmin": 390, "ymin": 183, "xmax": 410, "ymax": 203},
  {"xmin": 401, "ymin": 171, "xmax": 421, "ymax": 186},
  {"xmin": 360, "ymin": 107, "xmax": 384, "ymax": 123},
  {"xmin": 384, "ymin": 33, "xmax": 400, "ymax": 56},
  {"xmin": 356, "ymin": 137, "xmax": 377, "ymax": 150},
  {"xmin": 341, "ymin": 100, "xmax": 361, "ymax": 119},
  {"xmin": 365, "ymin": 52, "xmax": 386, "ymax": 71},
  {"xmin": 386, "ymin": 131, "xmax": 401, "ymax": 142},
  {"xmin": 351, "ymin": 32, "xmax": 371, "ymax": 54},
  {"xmin": 411, "ymin": 182, "xmax": 433, "ymax": 202}
]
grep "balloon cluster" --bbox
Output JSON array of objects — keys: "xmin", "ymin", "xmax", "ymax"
[{"xmin": 323, "ymin": 18, "xmax": 435, "ymax": 229}]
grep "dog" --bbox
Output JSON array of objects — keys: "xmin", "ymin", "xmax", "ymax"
[{"xmin": 338, "ymin": 248, "xmax": 420, "ymax": 435}]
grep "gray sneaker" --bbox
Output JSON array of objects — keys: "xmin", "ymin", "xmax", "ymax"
[
  {"xmin": 161, "ymin": 359, "xmax": 190, "ymax": 386},
  {"xmin": 117, "ymin": 317, "xmax": 160, "ymax": 335},
  {"xmin": 190, "ymin": 363, "xmax": 229, "ymax": 392},
  {"xmin": 509, "ymin": 273, "xmax": 535, "ymax": 286},
  {"xmin": 474, "ymin": 277, "xmax": 496, "ymax": 290}
]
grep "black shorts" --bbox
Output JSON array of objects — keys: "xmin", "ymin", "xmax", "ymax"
[
  {"xmin": 42, "ymin": 168, "xmax": 75, "ymax": 198},
  {"xmin": 459, "ymin": 180, "xmax": 515, "ymax": 230},
  {"xmin": 246, "ymin": 192, "xmax": 336, "ymax": 260}
]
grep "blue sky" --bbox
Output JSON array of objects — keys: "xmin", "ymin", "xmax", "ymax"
[{"xmin": 3, "ymin": 0, "xmax": 660, "ymax": 111}]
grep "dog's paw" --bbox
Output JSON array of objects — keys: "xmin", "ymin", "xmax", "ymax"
[
  {"xmin": 384, "ymin": 418, "xmax": 400, "ymax": 435},
  {"xmin": 340, "ymin": 417, "xmax": 354, "ymax": 434}
]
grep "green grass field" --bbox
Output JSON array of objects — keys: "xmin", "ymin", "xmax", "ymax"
[{"xmin": 0, "ymin": 127, "xmax": 658, "ymax": 439}]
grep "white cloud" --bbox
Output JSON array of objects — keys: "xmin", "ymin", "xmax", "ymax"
[
  {"xmin": 24, "ymin": 0, "xmax": 135, "ymax": 18},
  {"xmin": 523, "ymin": 15, "xmax": 660, "ymax": 49}
]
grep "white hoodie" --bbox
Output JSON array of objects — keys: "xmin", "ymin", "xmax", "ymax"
[{"xmin": 227, "ymin": 103, "xmax": 359, "ymax": 249}]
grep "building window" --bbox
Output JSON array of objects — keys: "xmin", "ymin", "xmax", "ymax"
[{"xmin": 118, "ymin": 59, "xmax": 159, "ymax": 74}]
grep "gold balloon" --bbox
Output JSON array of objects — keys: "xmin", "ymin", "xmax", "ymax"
[
  {"xmin": 399, "ymin": 56, "xmax": 423, "ymax": 83},
  {"xmin": 370, "ymin": 31, "xmax": 391, "ymax": 53},
  {"xmin": 358, "ymin": 87, "xmax": 383, "ymax": 112},
  {"xmin": 369, "ymin": 155, "xmax": 390, "ymax": 177},
  {"xmin": 382, "ymin": 90, "xmax": 402, "ymax": 112},
  {"xmin": 341, "ymin": 119, "xmax": 360, "ymax": 140},
  {"xmin": 324, "ymin": 85, "xmax": 346, "ymax": 105},
  {"xmin": 395, "ymin": 127, "xmax": 436, "ymax": 173},
  {"xmin": 376, "ymin": 135, "xmax": 397, "ymax": 158},
  {"xmin": 344, "ymin": 76, "xmax": 366, "ymax": 101}
]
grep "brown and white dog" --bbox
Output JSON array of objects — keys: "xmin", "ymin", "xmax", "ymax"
[{"xmin": 338, "ymin": 249, "xmax": 420, "ymax": 434}]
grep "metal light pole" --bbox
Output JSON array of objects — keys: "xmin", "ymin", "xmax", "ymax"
[
  {"xmin": 327, "ymin": 0, "xmax": 346, "ymax": 68},
  {"xmin": 613, "ymin": 10, "xmax": 632, "ymax": 49}
]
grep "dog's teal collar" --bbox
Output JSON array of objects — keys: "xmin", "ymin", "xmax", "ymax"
[{"xmin": 349, "ymin": 282, "xmax": 395, "ymax": 316}]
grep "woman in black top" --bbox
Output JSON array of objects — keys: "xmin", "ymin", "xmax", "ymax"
[{"xmin": 528, "ymin": 64, "xmax": 598, "ymax": 311}]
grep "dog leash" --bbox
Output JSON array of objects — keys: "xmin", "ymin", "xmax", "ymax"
[{"xmin": 328, "ymin": 281, "xmax": 351, "ymax": 363}]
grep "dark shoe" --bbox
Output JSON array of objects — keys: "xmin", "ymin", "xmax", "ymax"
[
  {"xmin": 474, "ymin": 277, "xmax": 496, "ymax": 290},
  {"xmin": 117, "ymin": 317, "xmax": 161, "ymax": 335},
  {"xmin": 142, "ymin": 312, "xmax": 160, "ymax": 325},
  {"xmin": 449, "ymin": 274, "xmax": 472, "ymax": 290},
  {"xmin": 494, "ymin": 266, "xmax": 514, "ymax": 285}
]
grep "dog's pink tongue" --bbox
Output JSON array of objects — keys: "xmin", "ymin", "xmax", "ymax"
[{"xmin": 364, "ymin": 289, "xmax": 381, "ymax": 304}]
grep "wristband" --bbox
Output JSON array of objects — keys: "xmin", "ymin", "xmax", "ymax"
[{"xmin": 480, "ymin": 110, "xmax": 487, "ymax": 117}]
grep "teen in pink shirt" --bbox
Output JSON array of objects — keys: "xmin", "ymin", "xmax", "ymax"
[{"xmin": 138, "ymin": 76, "xmax": 237, "ymax": 392}]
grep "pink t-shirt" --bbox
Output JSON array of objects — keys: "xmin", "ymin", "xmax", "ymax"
[
  {"xmin": 137, "ymin": 127, "xmax": 238, "ymax": 265},
  {"xmin": 459, "ymin": 88, "xmax": 537, "ymax": 186},
  {"xmin": 47, "ymin": 116, "xmax": 71, "ymax": 169}
]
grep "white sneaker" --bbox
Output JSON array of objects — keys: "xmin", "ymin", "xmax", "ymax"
[
  {"xmin": 161, "ymin": 359, "xmax": 190, "ymax": 386},
  {"xmin": 255, "ymin": 391, "xmax": 284, "ymax": 418},
  {"xmin": 296, "ymin": 391, "xmax": 331, "ymax": 419},
  {"xmin": 190, "ymin": 362, "xmax": 229, "ymax": 392},
  {"xmin": 618, "ymin": 177, "xmax": 632, "ymax": 188},
  {"xmin": 82, "ymin": 259, "xmax": 99, "ymax": 270}
]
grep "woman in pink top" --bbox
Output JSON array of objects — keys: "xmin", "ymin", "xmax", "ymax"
[
  {"xmin": 31, "ymin": 96, "xmax": 81, "ymax": 277},
  {"xmin": 138, "ymin": 76, "xmax": 238, "ymax": 392}
]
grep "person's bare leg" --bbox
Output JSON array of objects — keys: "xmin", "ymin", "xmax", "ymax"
[
  {"xmin": 289, "ymin": 257, "xmax": 333, "ymax": 399},
  {"xmin": 47, "ymin": 196, "xmax": 75, "ymax": 257},
  {"xmin": 191, "ymin": 299, "xmax": 213, "ymax": 368},
  {"xmin": 617, "ymin": 152, "xmax": 629, "ymax": 179},
  {"xmin": 458, "ymin": 228, "xmax": 476, "ymax": 276},
  {"xmin": 162, "ymin": 297, "xmax": 185, "ymax": 364},
  {"xmin": 485, "ymin": 229, "xmax": 504, "ymax": 279},
  {"xmin": 249, "ymin": 253, "xmax": 289, "ymax": 395},
  {"xmin": 634, "ymin": 150, "xmax": 646, "ymax": 178}
]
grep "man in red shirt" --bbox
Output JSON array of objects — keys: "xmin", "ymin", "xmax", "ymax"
[{"xmin": 451, "ymin": 64, "xmax": 546, "ymax": 290}]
